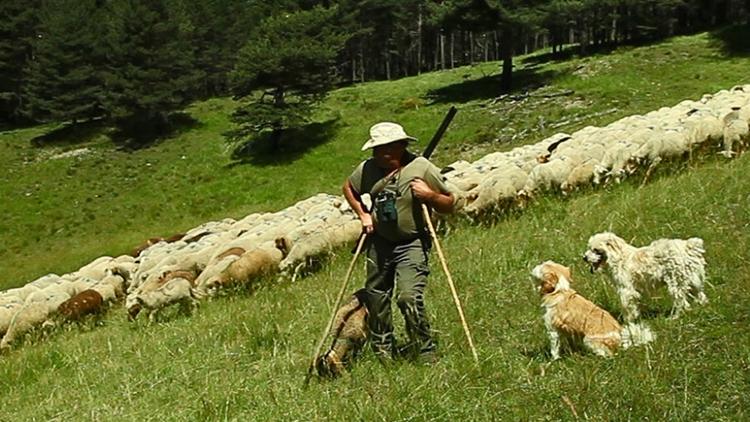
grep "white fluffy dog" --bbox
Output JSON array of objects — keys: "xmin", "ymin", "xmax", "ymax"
[{"xmin": 583, "ymin": 232, "xmax": 708, "ymax": 322}]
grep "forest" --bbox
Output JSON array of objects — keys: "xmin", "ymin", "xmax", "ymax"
[{"xmin": 1, "ymin": 0, "xmax": 748, "ymax": 149}]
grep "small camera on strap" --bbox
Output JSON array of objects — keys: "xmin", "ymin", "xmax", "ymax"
[{"xmin": 374, "ymin": 189, "xmax": 398, "ymax": 222}]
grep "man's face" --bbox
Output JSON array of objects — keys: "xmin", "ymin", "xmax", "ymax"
[{"xmin": 372, "ymin": 141, "xmax": 406, "ymax": 170}]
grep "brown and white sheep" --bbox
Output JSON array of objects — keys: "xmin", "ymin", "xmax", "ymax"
[
  {"xmin": 55, "ymin": 289, "xmax": 105, "ymax": 322},
  {"xmin": 198, "ymin": 237, "xmax": 292, "ymax": 296}
]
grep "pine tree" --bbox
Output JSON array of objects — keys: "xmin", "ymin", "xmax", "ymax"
[
  {"xmin": 441, "ymin": 0, "xmax": 545, "ymax": 92},
  {"xmin": 101, "ymin": 0, "xmax": 201, "ymax": 144},
  {"xmin": 0, "ymin": 0, "xmax": 40, "ymax": 125},
  {"xmin": 175, "ymin": 0, "xmax": 280, "ymax": 98},
  {"xmin": 21, "ymin": 0, "xmax": 103, "ymax": 123},
  {"xmin": 226, "ymin": 5, "xmax": 350, "ymax": 154}
]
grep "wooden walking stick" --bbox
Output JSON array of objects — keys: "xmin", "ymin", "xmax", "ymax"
[
  {"xmin": 421, "ymin": 204, "xmax": 479, "ymax": 364},
  {"xmin": 304, "ymin": 233, "xmax": 368, "ymax": 386},
  {"xmin": 416, "ymin": 105, "xmax": 478, "ymax": 363}
]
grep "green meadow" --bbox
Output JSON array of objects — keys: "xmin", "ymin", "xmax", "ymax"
[{"xmin": 0, "ymin": 27, "xmax": 749, "ymax": 420}]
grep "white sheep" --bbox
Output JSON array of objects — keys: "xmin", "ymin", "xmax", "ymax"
[
  {"xmin": 4, "ymin": 284, "xmax": 42, "ymax": 301},
  {"xmin": 561, "ymin": 158, "xmax": 599, "ymax": 193},
  {"xmin": 463, "ymin": 165, "xmax": 527, "ymax": 214},
  {"xmin": 1, "ymin": 289, "xmax": 71, "ymax": 349},
  {"xmin": 127, "ymin": 277, "xmax": 199, "ymax": 323},
  {"xmin": 74, "ymin": 256, "xmax": 114, "ymax": 282},
  {"xmin": 0, "ymin": 294, "xmax": 23, "ymax": 308},
  {"xmin": 28, "ymin": 274, "xmax": 63, "ymax": 290},
  {"xmin": 593, "ymin": 140, "xmax": 641, "ymax": 184},
  {"xmin": 519, "ymin": 155, "xmax": 578, "ymax": 196},
  {"xmin": 0, "ymin": 302, "xmax": 23, "ymax": 336},
  {"xmin": 279, "ymin": 220, "xmax": 361, "ymax": 280},
  {"xmin": 681, "ymin": 108, "xmax": 724, "ymax": 151},
  {"xmin": 721, "ymin": 108, "xmax": 750, "ymax": 157},
  {"xmin": 94, "ymin": 274, "xmax": 126, "ymax": 300}
]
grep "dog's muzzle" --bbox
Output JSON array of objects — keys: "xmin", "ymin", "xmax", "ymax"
[{"xmin": 583, "ymin": 250, "xmax": 605, "ymax": 273}]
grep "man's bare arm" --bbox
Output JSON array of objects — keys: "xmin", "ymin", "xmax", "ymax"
[
  {"xmin": 342, "ymin": 180, "xmax": 374, "ymax": 234},
  {"xmin": 410, "ymin": 178, "xmax": 455, "ymax": 214}
]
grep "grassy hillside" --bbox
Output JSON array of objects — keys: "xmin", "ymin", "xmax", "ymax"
[
  {"xmin": 1, "ymin": 27, "xmax": 749, "ymax": 287},
  {"xmin": 0, "ymin": 27, "xmax": 749, "ymax": 420}
]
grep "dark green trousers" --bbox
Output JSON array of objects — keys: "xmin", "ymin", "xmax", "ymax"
[{"xmin": 363, "ymin": 234, "xmax": 435, "ymax": 357}]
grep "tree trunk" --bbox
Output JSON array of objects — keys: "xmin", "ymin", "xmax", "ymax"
[
  {"xmin": 469, "ymin": 31, "xmax": 474, "ymax": 64},
  {"xmin": 500, "ymin": 29, "xmax": 513, "ymax": 93},
  {"xmin": 385, "ymin": 48, "xmax": 391, "ymax": 80},
  {"xmin": 359, "ymin": 45, "xmax": 365, "ymax": 82},
  {"xmin": 270, "ymin": 87, "xmax": 285, "ymax": 151},
  {"xmin": 484, "ymin": 33, "xmax": 489, "ymax": 62},
  {"xmin": 417, "ymin": 6, "xmax": 422, "ymax": 75},
  {"xmin": 439, "ymin": 31, "xmax": 445, "ymax": 70},
  {"xmin": 493, "ymin": 30, "xmax": 499, "ymax": 61},
  {"xmin": 449, "ymin": 31, "xmax": 454, "ymax": 69}
]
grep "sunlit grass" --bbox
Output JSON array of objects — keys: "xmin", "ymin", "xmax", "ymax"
[{"xmin": 0, "ymin": 28, "xmax": 749, "ymax": 420}]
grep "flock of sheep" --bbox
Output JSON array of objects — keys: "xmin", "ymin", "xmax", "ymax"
[
  {"xmin": 1, "ymin": 85, "xmax": 748, "ymax": 354},
  {"xmin": 445, "ymin": 85, "xmax": 750, "ymax": 216},
  {"xmin": 0, "ymin": 193, "xmax": 362, "ymax": 351}
]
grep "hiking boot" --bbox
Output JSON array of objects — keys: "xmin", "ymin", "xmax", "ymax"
[
  {"xmin": 373, "ymin": 344, "xmax": 395, "ymax": 365},
  {"xmin": 395, "ymin": 342, "xmax": 418, "ymax": 360}
]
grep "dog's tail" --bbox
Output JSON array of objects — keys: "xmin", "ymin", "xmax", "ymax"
[{"xmin": 621, "ymin": 322, "xmax": 656, "ymax": 349}]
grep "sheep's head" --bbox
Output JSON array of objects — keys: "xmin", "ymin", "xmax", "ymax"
[
  {"xmin": 275, "ymin": 237, "xmax": 293, "ymax": 258},
  {"xmin": 126, "ymin": 295, "xmax": 142, "ymax": 321},
  {"xmin": 592, "ymin": 164, "xmax": 610, "ymax": 185},
  {"xmin": 536, "ymin": 153, "xmax": 550, "ymax": 164},
  {"xmin": 127, "ymin": 302, "xmax": 142, "ymax": 321},
  {"xmin": 516, "ymin": 189, "xmax": 532, "ymax": 208},
  {"xmin": 202, "ymin": 275, "xmax": 225, "ymax": 296}
]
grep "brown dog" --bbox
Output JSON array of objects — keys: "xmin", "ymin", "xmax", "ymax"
[
  {"xmin": 531, "ymin": 261, "xmax": 654, "ymax": 360},
  {"xmin": 316, "ymin": 289, "xmax": 369, "ymax": 377}
]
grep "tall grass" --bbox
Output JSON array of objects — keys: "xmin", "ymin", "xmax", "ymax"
[
  {"xmin": 0, "ymin": 150, "xmax": 747, "ymax": 420},
  {"xmin": 0, "ymin": 28, "xmax": 749, "ymax": 420}
]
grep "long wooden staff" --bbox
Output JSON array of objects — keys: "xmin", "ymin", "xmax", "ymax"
[
  {"xmin": 304, "ymin": 233, "xmax": 368, "ymax": 386},
  {"xmin": 421, "ymin": 204, "xmax": 479, "ymax": 364}
]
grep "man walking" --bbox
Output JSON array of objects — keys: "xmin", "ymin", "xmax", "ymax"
[{"xmin": 342, "ymin": 122, "xmax": 456, "ymax": 363}]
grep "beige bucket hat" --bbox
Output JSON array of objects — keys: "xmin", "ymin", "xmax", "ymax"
[{"xmin": 361, "ymin": 122, "xmax": 417, "ymax": 151}]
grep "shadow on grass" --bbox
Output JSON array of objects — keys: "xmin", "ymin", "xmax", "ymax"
[
  {"xmin": 227, "ymin": 118, "xmax": 339, "ymax": 167},
  {"xmin": 519, "ymin": 343, "xmax": 553, "ymax": 361},
  {"xmin": 29, "ymin": 118, "xmax": 108, "ymax": 147},
  {"xmin": 521, "ymin": 24, "xmax": 750, "ymax": 68},
  {"xmin": 426, "ymin": 67, "xmax": 564, "ymax": 104},
  {"xmin": 520, "ymin": 43, "xmax": 620, "ymax": 68},
  {"xmin": 708, "ymin": 24, "xmax": 750, "ymax": 57},
  {"xmin": 110, "ymin": 112, "xmax": 203, "ymax": 150},
  {"xmin": 29, "ymin": 112, "xmax": 203, "ymax": 151}
]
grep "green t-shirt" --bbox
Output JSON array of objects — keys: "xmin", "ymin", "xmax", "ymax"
[{"xmin": 348, "ymin": 152, "xmax": 454, "ymax": 242}]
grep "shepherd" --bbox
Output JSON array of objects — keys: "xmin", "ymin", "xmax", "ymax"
[{"xmin": 342, "ymin": 121, "xmax": 457, "ymax": 364}]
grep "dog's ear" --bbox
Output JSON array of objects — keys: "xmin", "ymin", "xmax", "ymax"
[
  {"xmin": 601, "ymin": 233, "xmax": 622, "ymax": 256},
  {"xmin": 540, "ymin": 270, "xmax": 558, "ymax": 294},
  {"xmin": 561, "ymin": 265, "xmax": 573, "ymax": 282}
]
